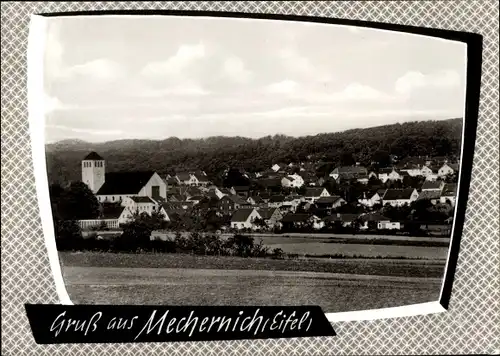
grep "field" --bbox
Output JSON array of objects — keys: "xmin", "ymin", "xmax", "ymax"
[{"xmin": 59, "ymin": 252, "xmax": 445, "ymax": 313}]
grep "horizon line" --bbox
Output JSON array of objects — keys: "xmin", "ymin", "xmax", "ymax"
[{"xmin": 45, "ymin": 117, "xmax": 463, "ymax": 146}]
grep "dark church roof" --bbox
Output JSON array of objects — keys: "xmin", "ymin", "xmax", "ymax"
[
  {"xmin": 100, "ymin": 203, "xmax": 126, "ymax": 219},
  {"xmin": 96, "ymin": 171, "xmax": 155, "ymax": 195},
  {"xmin": 83, "ymin": 151, "xmax": 104, "ymax": 161}
]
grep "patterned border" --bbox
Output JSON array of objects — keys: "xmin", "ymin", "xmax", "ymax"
[{"xmin": 1, "ymin": 1, "xmax": 499, "ymax": 355}]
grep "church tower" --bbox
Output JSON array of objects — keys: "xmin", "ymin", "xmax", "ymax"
[{"xmin": 81, "ymin": 151, "xmax": 105, "ymax": 193}]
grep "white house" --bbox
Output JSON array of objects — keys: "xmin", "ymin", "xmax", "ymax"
[
  {"xmin": 421, "ymin": 180, "xmax": 445, "ymax": 192},
  {"xmin": 440, "ymin": 183, "xmax": 458, "ymax": 206},
  {"xmin": 382, "ymin": 188, "xmax": 419, "ymax": 207},
  {"xmin": 329, "ymin": 166, "xmax": 368, "ymax": 181},
  {"xmin": 256, "ymin": 207, "xmax": 283, "ymax": 228},
  {"xmin": 78, "ymin": 204, "xmax": 131, "ymax": 230},
  {"xmin": 82, "ymin": 152, "xmax": 167, "ymax": 204},
  {"xmin": 438, "ymin": 163, "xmax": 459, "ymax": 178},
  {"xmin": 230, "ymin": 208, "xmax": 262, "ymax": 230},
  {"xmin": 281, "ymin": 174, "xmax": 305, "ymax": 188},
  {"xmin": 271, "ymin": 163, "xmax": 286, "ymax": 172},
  {"xmin": 421, "ymin": 166, "xmax": 439, "ymax": 181},
  {"xmin": 378, "ymin": 221, "xmax": 401, "ymax": 230},
  {"xmin": 358, "ymin": 191, "xmax": 383, "ymax": 208},
  {"xmin": 303, "ymin": 188, "xmax": 330, "ymax": 203},
  {"xmin": 378, "ymin": 167, "xmax": 403, "ymax": 183},
  {"xmin": 123, "ymin": 196, "xmax": 159, "ymax": 215}
]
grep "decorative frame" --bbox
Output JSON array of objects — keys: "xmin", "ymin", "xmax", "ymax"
[{"xmin": 1, "ymin": 2, "xmax": 498, "ymax": 355}]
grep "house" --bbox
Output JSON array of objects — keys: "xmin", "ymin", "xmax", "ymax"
[
  {"xmin": 281, "ymin": 174, "xmax": 305, "ymax": 188},
  {"xmin": 123, "ymin": 196, "xmax": 159, "ymax": 215},
  {"xmin": 356, "ymin": 174, "xmax": 370, "ymax": 185},
  {"xmin": 438, "ymin": 163, "xmax": 459, "ymax": 178},
  {"xmin": 416, "ymin": 190, "xmax": 442, "ymax": 205},
  {"xmin": 94, "ymin": 170, "xmax": 167, "ymax": 204},
  {"xmin": 315, "ymin": 196, "xmax": 346, "ymax": 210},
  {"xmin": 423, "ymin": 166, "xmax": 440, "ymax": 181},
  {"xmin": 382, "ymin": 188, "xmax": 419, "ymax": 207},
  {"xmin": 175, "ymin": 172, "xmax": 192, "ymax": 185},
  {"xmin": 329, "ymin": 166, "xmax": 368, "ymax": 181},
  {"xmin": 256, "ymin": 207, "xmax": 283, "ymax": 228},
  {"xmin": 358, "ymin": 191, "xmax": 383, "ymax": 208},
  {"xmin": 359, "ymin": 212, "xmax": 394, "ymax": 230},
  {"xmin": 158, "ymin": 203, "xmax": 186, "ymax": 222},
  {"xmin": 323, "ymin": 213, "xmax": 359, "ymax": 227},
  {"xmin": 218, "ymin": 195, "xmax": 249, "ymax": 215},
  {"xmin": 281, "ymin": 213, "xmax": 324, "ymax": 230},
  {"xmin": 421, "ymin": 180, "xmax": 445, "ymax": 192},
  {"xmin": 378, "ymin": 167, "xmax": 403, "ymax": 183},
  {"xmin": 282, "ymin": 195, "xmax": 303, "ymax": 212},
  {"xmin": 247, "ymin": 195, "xmax": 265, "ymax": 206},
  {"xmin": 257, "ymin": 178, "xmax": 283, "ymax": 193},
  {"xmin": 230, "ymin": 208, "xmax": 262, "ymax": 230},
  {"xmin": 81, "ymin": 152, "xmax": 167, "ymax": 204},
  {"xmin": 78, "ymin": 203, "xmax": 130, "ymax": 230},
  {"xmin": 160, "ymin": 201, "xmax": 192, "ymax": 211},
  {"xmin": 271, "ymin": 163, "xmax": 287, "ymax": 173},
  {"xmin": 268, "ymin": 195, "xmax": 286, "ymax": 208},
  {"xmin": 231, "ymin": 186, "xmax": 251, "ymax": 198},
  {"xmin": 398, "ymin": 163, "xmax": 424, "ymax": 177},
  {"xmin": 440, "ymin": 183, "xmax": 458, "ymax": 206},
  {"xmin": 303, "ymin": 187, "xmax": 330, "ymax": 203},
  {"xmin": 377, "ymin": 221, "xmax": 401, "ymax": 230}
]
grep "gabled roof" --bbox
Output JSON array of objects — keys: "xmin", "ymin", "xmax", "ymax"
[
  {"xmin": 442, "ymin": 183, "xmax": 458, "ymax": 197},
  {"xmin": 417, "ymin": 190, "xmax": 442, "ymax": 201},
  {"xmin": 161, "ymin": 202, "xmax": 189, "ymax": 210},
  {"xmin": 96, "ymin": 171, "xmax": 155, "ymax": 195},
  {"xmin": 281, "ymin": 213, "xmax": 314, "ymax": 223},
  {"xmin": 421, "ymin": 181, "xmax": 443, "ymax": 190},
  {"xmin": 305, "ymin": 188, "xmax": 327, "ymax": 197},
  {"xmin": 446, "ymin": 163, "xmax": 459, "ymax": 171},
  {"xmin": 269, "ymin": 195, "xmax": 286, "ymax": 203},
  {"xmin": 176, "ymin": 172, "xmax": 192, "ymax": 181},
  {"xmin": 83, "ymin": 151, "xmax": 104, "ymax": 161},
  {"xmin": 225, "ymin": 195, "xmax": 248, "ymax": 205},
  {"xmin": 100, "ymin": 203, "xmax": 125, "ymax": 219},
  {"xmin": 257, "ymin": 208, "xmax": 278, "ymax": 220},
  {"xmin": 383, "ymin": 188, "xmax": 416, "ymax": 201},
  {"xmin": 129, "ymin": 196, "xmax": 156, "ymax": 204},
  {"xmin": 248, "ymin": 195, "xmax": 264, "ymax": 203},
  {"xmin": 188, "ymin": 195, "xmax": 205, "ymax": 201},
  {"xmin": 315, "ymin": 196, "xmax": 344, "ymax": 204},
  {"xmin": 376, "ymin": 189, "xmax": 387, "ymax": 198},
  {"xmin": 359, "ymin": 213, "xmax": 390, "ymax": 222},
  {"xmin": 332, "ymin": 166, "xmax": 367, "ymax": 174},
  {"xmin": 231, "ymin": 208, "xmax": 258, "ymax": 222}
]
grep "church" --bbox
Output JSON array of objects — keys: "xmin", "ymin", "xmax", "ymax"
[{"xmin": 79, "ymin": 152, "xmax": 168, "ymax": 228}]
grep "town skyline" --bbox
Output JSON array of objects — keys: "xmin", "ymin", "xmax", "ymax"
[{"xmin": 40, "ymin": 16, "xmax": 467, "ymax": 143}]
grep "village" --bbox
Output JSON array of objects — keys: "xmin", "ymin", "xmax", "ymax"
[{"xmin": 77, "ymin": 151, "xmax": 459, "ymax": 238}]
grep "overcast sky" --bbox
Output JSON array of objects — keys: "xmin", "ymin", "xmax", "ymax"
[{"xmin": 41, "ymin": 15, "xmax": 467, "ymax": 143}]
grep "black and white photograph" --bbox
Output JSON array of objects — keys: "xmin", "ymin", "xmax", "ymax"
[{"xmin": 32, "ymin": 14, "xmax": 468, "ymax": 319}]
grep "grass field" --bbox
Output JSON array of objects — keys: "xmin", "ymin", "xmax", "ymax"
[
  {"xmin": 59, "ymin": 252, "xmax": 444, "ymax": 312},
  {"xmin": 59, "ymin": 252, "xmax": 446, "ymax": 278},
  {"xmin": 255, "ymin": 236, "xmax": 449, "ymax": 259}
]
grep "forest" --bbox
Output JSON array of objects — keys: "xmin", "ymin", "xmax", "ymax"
[{"xmin": 45, "ymin": 118, "xmax": 463, "ymax": 185}]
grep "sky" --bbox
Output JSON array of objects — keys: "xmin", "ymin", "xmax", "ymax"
[{"xmin": 40, "ymin": 15, "xmax": 467, "ymax": 143}]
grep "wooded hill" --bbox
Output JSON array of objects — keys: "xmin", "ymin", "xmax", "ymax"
[{"xmin": 45, "ymin": 118, "xmax": 463, "ymax": 185}]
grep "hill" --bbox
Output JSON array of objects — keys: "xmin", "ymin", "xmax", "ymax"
[{"xmin": 45, "ymin": 118, "xmax": 463, "ymax": 185}]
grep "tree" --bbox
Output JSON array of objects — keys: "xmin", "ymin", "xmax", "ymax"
[
  {"xmin": 372, "ymin": 149, "xmax": 391, "ymax": 167},
  {"xmin": 59, "ymin": 181, "xmax": 100, "ymax": 220},
  {"xmin": 340, "ymin": 152, "xmax": 355, "ymax": 166}
]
